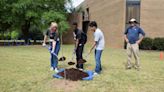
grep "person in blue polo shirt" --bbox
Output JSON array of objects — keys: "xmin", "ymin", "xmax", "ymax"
[{"xmin": 124, "ymin": 18, "xmax": 145, "ymax": 70}]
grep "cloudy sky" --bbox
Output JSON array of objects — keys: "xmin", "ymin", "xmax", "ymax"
[{"xmin": 72, "ymin": 0, "xmax": 84, "ymax": 7}]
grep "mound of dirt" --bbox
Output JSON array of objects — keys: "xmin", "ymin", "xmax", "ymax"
[{"xmin": 57, "ymin": 68, "xmax": 89, "ymax": 81}]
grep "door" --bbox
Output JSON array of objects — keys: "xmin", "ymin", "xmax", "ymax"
[{"xmin": 124, "ymin": 0, "xmax": 141, "ymax": 48}]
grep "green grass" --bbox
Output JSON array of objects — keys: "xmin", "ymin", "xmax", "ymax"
[{"xmin": 0, "ymin": 45, "xmax": 164, "ymax": 92}]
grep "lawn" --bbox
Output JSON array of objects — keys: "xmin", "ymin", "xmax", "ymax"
[{"xmin": 0, "ymin": 45, "xmax": 164, "ymax": 92}]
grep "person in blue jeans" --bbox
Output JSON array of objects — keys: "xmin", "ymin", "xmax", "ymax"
[
  {"xmin": 42, "ymin": 22, "xmax": 60, "ymax": 72},
  {"xmin": 88, "ymin": 21, "xmax": 105, "ymax": 75}
]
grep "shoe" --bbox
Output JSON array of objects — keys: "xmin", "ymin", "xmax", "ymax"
[
  {"xmin": 126, "ymin": 66, "xmax": 132, "ymax": 70},
  {"xmin": 134, "ymin": 65, "xmax": 140, "ymax": 71},
  {"xmin": 79, "ymin": 68, "xmax": 84, "ymax": 71},
  {"xmin": 93, "ymin": 72, "xmax": 99, "ymax": 76},
  {"xmin": 55, "ymin": 68, "xmax": 59, "ymax": 73},
  {"xmin": 50, "ymin": 67, "xmax": 54, "ymax": 71}
]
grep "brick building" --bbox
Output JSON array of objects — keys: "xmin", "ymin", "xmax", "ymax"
[{"xmin": 63, "ymin": 0, "xmax": 164, "ymax": 48}]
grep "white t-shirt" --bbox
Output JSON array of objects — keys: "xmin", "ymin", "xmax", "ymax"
[{"xmin": 94, "ymin": 28, "xmax": 105, "ymax": 50}]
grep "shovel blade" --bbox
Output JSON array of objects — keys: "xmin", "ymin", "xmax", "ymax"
[{"xmin": 58, "ymin": 56, "xmax": 66, "ymax": 61}]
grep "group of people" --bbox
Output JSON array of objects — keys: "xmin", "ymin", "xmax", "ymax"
[{"xmin": 42, "ymin": 18, "xmax": 145, "ymax": 75}]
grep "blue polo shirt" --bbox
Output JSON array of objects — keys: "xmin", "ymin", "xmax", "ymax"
[{"xmin": 124, "ymin": 26, "xmax": 145, "ymax": 44}]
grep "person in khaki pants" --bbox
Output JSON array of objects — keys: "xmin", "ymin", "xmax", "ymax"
[{"xmin": 124, "ymin": 18, "xmax": 145, "ymax": 70}]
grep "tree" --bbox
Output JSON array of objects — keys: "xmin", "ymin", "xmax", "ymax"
[
  {"xmin": 0, "ymin": 0, "xmax": 70, "ymax": 43},
  {"xmin": 0, "ymin": 0, "xmax": 14, "ymax": 39}
]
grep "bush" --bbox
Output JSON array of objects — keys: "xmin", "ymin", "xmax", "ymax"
[
  {"xmin": 140, "ymin": 37, "xmax": 164, "ymax": 51},
  {"xmin": 3, "ymin": 32, "xmax": 11, "ymax": 40},
  {"xmin": 152, "ymin": 38, "xmax": 164, "ymax": 51},
  {"xmin": 140, "ymin": 37, "xmax": 153, "ymax": 50},
  {"xmin": 11, "ymin": 31, "xmax": 20, "ymax": 39},
  {"xmin": 0, "ymin": 33, "xmax": 3, "ymax": 40}
]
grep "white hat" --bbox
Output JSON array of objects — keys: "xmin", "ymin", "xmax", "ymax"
[{"xmin": 129, "ymin": 18, "xmax": 138, "ymax": 23}]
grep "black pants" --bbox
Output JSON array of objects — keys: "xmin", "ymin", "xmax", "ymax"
[{"xmin": 76, "ymin": 44, "xmax": 84, "ymax": 69}]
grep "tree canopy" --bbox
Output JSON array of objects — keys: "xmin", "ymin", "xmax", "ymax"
[{"xmin": 0, "ymin": 0, "xmax": 70, "ymax": 41}]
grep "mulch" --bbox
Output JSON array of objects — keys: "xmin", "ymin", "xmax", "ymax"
[{"xmin": 57, "ymin": 68, "xmax": 89, "ymax": 81}]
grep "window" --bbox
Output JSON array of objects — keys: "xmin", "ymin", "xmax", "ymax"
[{"xmin": 126, "ymin": 0, "xmax": 141, "ymax": 25}]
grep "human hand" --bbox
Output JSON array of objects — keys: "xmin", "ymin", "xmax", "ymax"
[{"xmin": 136, "ymin": 40, "xmax": 141, "ymax": 44}]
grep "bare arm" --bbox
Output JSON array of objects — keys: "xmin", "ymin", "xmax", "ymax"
[
  {"xmin": 74, "ymin": 39, "xmax": 79, "ymax": 52},
  {"xmin": 43, "ymin": 35, "xmax": 48, "ymax": 46},
  {"xmin": 124, "ymin": 34, "xmax": 129, "ymax": 43},
  {"xmin": 89, "ymin": 41, "xmax": 97, "ymax": 53},
  {"xmin": 73, "ymin": 32, "xmax": 76, "ymax": 41},
  {"xmin": 52, "ymin": 40, "xmax": 56, "ymax": 52}
]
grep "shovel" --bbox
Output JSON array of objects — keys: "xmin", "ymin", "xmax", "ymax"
[
  {"xmin": 43, "ymin": 45, "xmax": 58, "ymax": 59},
  {"xmin": 68, "ymin": 50, "xmax": 76, "ymax": 65},
  {"xmin": 58, "ymin": 33, "xmax": 66, "ymax": 62},
  {"xmin": 78, "ymin": 52, "xmax": 91, "ymax": 64},
  {"xmin": 68, "ymin": 51, "xmax": 91, "ymax": 66}
]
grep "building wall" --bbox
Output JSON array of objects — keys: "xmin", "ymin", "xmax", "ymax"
[
  {"xmin": 62, "ymin": 13, "xmax": 82, "ymax": 44},
  {"xmin": 64, "ymin": 0, "xmax": 164, "ymax": 48},
  {"xmin": 81, "ymin": 0, "xmax": 125, "ymax": 48},
  {"xmin": 141, "ymin": 0, "xmax": 164, "ymax": 38}
]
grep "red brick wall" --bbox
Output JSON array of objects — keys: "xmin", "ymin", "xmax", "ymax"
[
  {"xmin": 64, "ymin": 0, "xmax": 164, "ymax": 48},
  {"xmin": 141, "ymin": 0, "xmax": 164, "ymax": 38},
  {"xmin": 81, "ymin": 0, "xmax": 125, "ymax": 48}
]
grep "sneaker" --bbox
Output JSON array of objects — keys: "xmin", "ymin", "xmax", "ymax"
[
  {"xmin": 126, "ymin": 66, "xmax": 132, "ymax": 70},
  {"xmin": 134, "ymin": 65, "xmax": 140, "ymax": 71},
  {"xmin": 79, "ymin": 68, "xmax": 84, "ymax": 71},
  {"xmin": 50, "ymin": 67, "xmax": 54, "ymax": 71},
  {"xmin": 93, "ymin": 72, "xmax": 99, "ymax": 76},
  {"xmin": 55, "ymin": 68, "xmax": 59, "ymax": 73}
]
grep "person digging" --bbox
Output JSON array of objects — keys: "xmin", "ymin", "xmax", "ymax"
[
  {"xmin": 88, "ymin": 21, "xmax": 105, "ymax": 76},
  {"xmin": 72, "ymin": 22, "xmax": 87, "ymax": 70},
  {"xmin": 42, "ymin": 22, "xmax": 60, "ymax": 72}
]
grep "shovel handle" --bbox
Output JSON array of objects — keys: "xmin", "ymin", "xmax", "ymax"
[{"xmin": 43, "ymin": 45, "xmax": 58, "ymax": 58}]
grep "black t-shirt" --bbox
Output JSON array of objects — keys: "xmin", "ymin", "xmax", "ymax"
[
  {"xmin": 46, "ymin": 29, "xmax": 59, "ymax": 41},
  {"xmin": 74, "ymin": 28, "xmax": 84, "ymax": 44}
]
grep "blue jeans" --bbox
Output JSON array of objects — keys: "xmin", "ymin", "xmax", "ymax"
[
  {"xmin": 50, "ymin": 41, "xmax": 60, "ymax": 69},
  {"xmin": 95, "ymin": 50, "xmax": 103, "ymax": 73}
]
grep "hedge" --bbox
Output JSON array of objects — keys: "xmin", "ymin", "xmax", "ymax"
[{"xmin": 140, "ymin": 37, "xmax": 164, "ymax": 51}]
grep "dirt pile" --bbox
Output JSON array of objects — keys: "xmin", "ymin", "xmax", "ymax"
[{"xmin": 57, "ymin": 68, "xmax": 89, "ymax": 81}]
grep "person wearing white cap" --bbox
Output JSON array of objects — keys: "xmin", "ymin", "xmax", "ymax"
[{"xmin": 124, "ymin": 18, "xmax": 145, "ymax": 70}]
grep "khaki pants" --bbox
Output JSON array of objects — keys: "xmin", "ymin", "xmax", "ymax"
[{"xmin": 126, "ymin": 43, "xmax": 140, "ymax": 67}]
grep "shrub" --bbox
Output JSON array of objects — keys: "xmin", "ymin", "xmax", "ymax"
[
  {"xmin": 4, "ymin": 32, "xmax": 11, "ymax": 40},
  {"xmin": 152, "ymin": 38, "xmax": 164, "ymax": 51},
  {"xmin": 0, "ymin": 33, "xmax": 3, "ymax": 40},
  {"xmin": 11, "ymin": 31, "xmax": 20, "ymax": 39},
  {"xmin": 140, "ymin": 37, "xmax": 153, "ymax": 50}
]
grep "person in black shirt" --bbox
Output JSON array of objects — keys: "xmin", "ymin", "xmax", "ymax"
[
  {"xmin": 73, "ymin": 22, "xmax": 87, "ymax": 70},
  {"xmin": 42, "ymin": 22, "xmax": 60, "ymax": 72}
]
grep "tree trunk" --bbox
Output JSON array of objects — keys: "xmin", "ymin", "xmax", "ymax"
[{"xmin": 21, "ymin": 20, "xmax": 30, "ymax": 44}]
